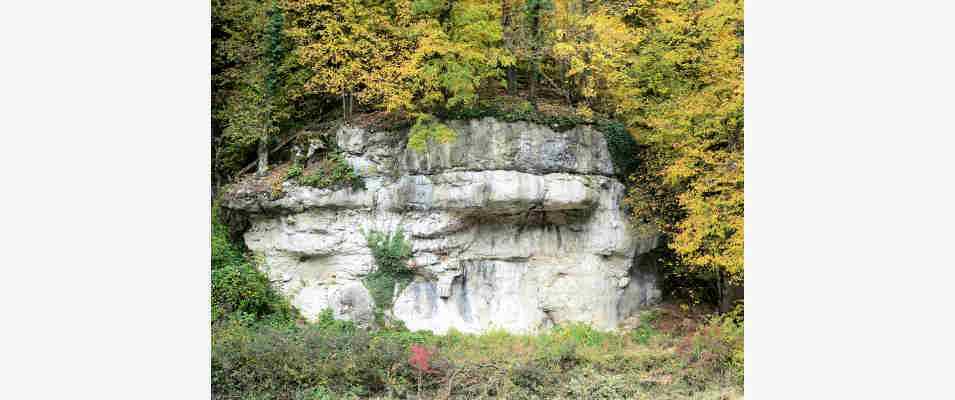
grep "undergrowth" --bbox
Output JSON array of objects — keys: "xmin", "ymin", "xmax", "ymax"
[
  {"xmin": 286, "ymin": 152, "xmax": 364, "ymax": 191},
  {"xmin": 213, "ymin": 311, "xmax": 742, "ymax": 400},
  {"xmin": 212, "ymin": 206, "xmax": 297, "ymax": 325},
  {"xmin": 212, "ymin": 195, "xmax": 741, "ymax": 400}
]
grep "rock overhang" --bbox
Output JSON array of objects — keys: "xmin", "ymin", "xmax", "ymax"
[{"xmin": 220, "ymin": 117, "xmax": 661, "ymax": 333}]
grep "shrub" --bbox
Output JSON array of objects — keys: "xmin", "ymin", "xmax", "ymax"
[
  {"xmin": 212, "ymin": 319, "xmax": 420, "ymax": 398},
  {"xmin": 212, "ymin": 313, "xmax": 742, "ymax": 399},
  {"xmin": 632, "ymin": 310, "xmax": 662, "ymax": 345},
  {"xmin": 290, "ymin": 386, "xmax": 333, "ymax": 400},
  {"xmin": 362, "ymin": 228, "xmax": 414, "ymax": 320},
  {"xmin": 284, "ymin": 163, "xmax": 303, "ymax": 180},
  {"xmin": 675, "ymin": 306, "xmax": 744, "ymax": 387},
  {"xmin": 269, "ymin": 175, "xmax": 285, "ymax": 200},
  {"xmin": 555, "ymin": 322, "xmax": 615, "ymax": 347},
  {"xmin": 563, "ymin": 367, "xmax": 634, "ymax": 400},
  {"xmin": 407, "ymin": 114, "xmax": 458, "ymax": 153},
  {"xmin": 595, "ymin": 118, "xmax": 640, "ymax": 178},
  {"xmin": 316, "ymin": 308, "xmax": 357, "ymax": 335},
  {"xmin": 212, "ymin": 208, "xmax": 247, "ymax": 268},
  {"xmin": 510, "ymin": 361, "xmax": 552, "ymax": 392},
  {"xmin": 534, "ymin": 334, "xmax": 579, "ymax": 370},
  {"xmin": 212, "ymin": 207, "xmax": 296, "ymax": 324},
  {"xmin": 364, "ymin": 229, "xmax": 413, "ymax": 272},
  {"xmin": 408, "ymin": 344, "xmax": 436, "ymax": 397},
  {"xmin": 408, "ymin": 344, "xmax": 433, "ymax": 373},
  {"xmin": 296, "ymin": 153, "xmax": 364, "ymax": 191}
]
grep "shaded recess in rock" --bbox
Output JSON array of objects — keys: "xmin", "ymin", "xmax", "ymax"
[{"xmin": 220, "ymin": 117, "xmax": 661, "ymax": 333}]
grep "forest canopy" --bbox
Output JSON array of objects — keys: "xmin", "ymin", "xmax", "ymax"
[{"xmin": 212, "ymin": 0, "xmax": 743, "ymax": 304}]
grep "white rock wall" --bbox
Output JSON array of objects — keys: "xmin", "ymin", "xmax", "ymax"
[{"xmin": 222, "ymin": 117, "xmax": 660, "ymax": 333}]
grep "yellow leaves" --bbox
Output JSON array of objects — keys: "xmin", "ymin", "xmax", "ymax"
[
  {"xmin": 568, "ymin": 56, "xmax": 586, "ymax": 76},
  {"xmin": 575, "ymin": 104, "xmax": 594, "ymax": 119},
  {"xmin": 286, "ymin": 0, "xmax": 417, "ymax": 107},
  {"xmin": 581, "ymin": 80, "xmax": 597, "ymax": 98},
  {"xmin": 552, "ymin": 42, "xmax": 575, "ymax": 58},
  {"xmin": 498, "ymin": 52, "xmax": 517, "ymax": 67},
  {"xmin": 386, "ymin": 0, "xmax": 507, "ymax": 112},
  {"xmin": 545, "ymin": 5, "xmax": 641, "ymax": 105},
  {"xmin": 666, "ymin": 146, "xmax": 744, "ymax": 280},
  {"xmin": 283, "ymin": 0, "xmax": 745, "ymax": 286},
  {"xmin": 612, "ymin": 0, "xmax": 743, "ymax": 281}
]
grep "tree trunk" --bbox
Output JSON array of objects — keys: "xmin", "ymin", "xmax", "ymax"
[
  {"xmin": 502, "ymin": 1, "xmax": 517, "ymax": 94},
  {"xmin": 212, "ymin": 131, "xmax": 219, "ymax": 197},
  {"xmin": 718, "ymin": 271, "xmax": 743, "ymax": 313},
  {"xmin": 505, "ymin": 67, "xmax": 515, "ymax": 94},
  {"xmin": 342, "ymin": 92, "xmax": 353, "ymax": 121},
  {"xmin": 256, "ymin": 136, "xmax": 269, "ymax": 176},
  {"xmin": 717, "ymin": 271, "xmax": 725, "ymax": 313},
  {"xmin": 562, "ymin": 60, "xmax": 572, "ymax": 106}
]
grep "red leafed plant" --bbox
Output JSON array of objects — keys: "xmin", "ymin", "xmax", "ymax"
[
  {"xmin": 408, "ymin": 344, "xmax": 434, "ymax": 396},
  {"xmin": 408, "ymin": 344, "xmax": 432, "ymax": 373}
]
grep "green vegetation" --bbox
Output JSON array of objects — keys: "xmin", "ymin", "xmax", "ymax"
[
  {"xmin": 407, "ymin": 114, "xmax": 458, "ymax": 153},
  {"xmin": 621, "ymin": 0, "xmax": 744, "ymax": 293},
  {"xmin": 283, "ymin": 162, "xmax": 303, "ymax": 180},
  {"xmin": 212, "ymin": 206, "xmax": 297, "ymax": 324},
  {"xmin": 212, "ymin": 0, "xmax": 745, "ymax": 397},
  {"xmin": 287, "ymin": 153, "xmax": 364, "ymax": 191},
  {"xmin": 214, "ymin": 0, "xmax": 744, "ymax": 304},
  {"xmin": 212, "ymin": 206, "xmax": 742, "ymax": 399},
  {"xmin": 362, "ymin": 229, "xmax": 414, "ymax": 324},
  {"xmin": 213, "ymin": 0, "xmax": 297, "ymax": 178},
  {"xmin": 213, "ymin": 306, "xmax": 743, "ymax": 399}
]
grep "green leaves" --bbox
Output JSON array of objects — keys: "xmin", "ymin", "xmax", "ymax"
[
  {"xmin": 212, "ymin": 207, "xmax": 297, "ymax": 324},
  {"xmin": 412, "ymin": 0, "xmax": 449, "ymax": 16},
  {"xmin": 363, "ymin": 228, "xmax": 414, "ymax": 316},
  {"xmin": 214, "ymin": 0, "xmax": 746, "ymax": 299},
  {"xmin": 407, "ymin": 114, "xmax": 458, "ymax": 153},
  {"xmin": 215, "ymin": 0, "xmax": 298, "ymax": 178},
  {"xmin": 284, "ymin": 162, "xmax": 303, "ymax": 180},
  {"xmin": 294, "ymin": 153, "xmax": 364, "ymax": 191}
]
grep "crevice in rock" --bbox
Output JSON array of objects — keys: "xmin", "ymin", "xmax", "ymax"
[
  {"xmin": 404, "ymin": 168, "xmax": 617, "ymax": 179},
  {"xmin": 222, "ymin": 118, "xmax": 659, "ymax": 333}
]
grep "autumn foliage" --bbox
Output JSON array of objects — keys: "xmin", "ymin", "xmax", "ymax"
[
  {"xmin": 408, "ymin": 344, "xmax": 433, "ymax": 373},
  {"xmin": 213, "ymin": 0, "xmax": 745, "ymax": 300}
]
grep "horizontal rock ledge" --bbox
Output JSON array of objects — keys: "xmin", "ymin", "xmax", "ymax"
[{"xmin": 220, "ymin": 117, "xmax": 660, "ymax": 333}]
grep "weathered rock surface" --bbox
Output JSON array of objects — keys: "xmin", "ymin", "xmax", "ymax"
[{"xmin": 221, "ymin": 117, "xmax": 661, "ymax": 333}]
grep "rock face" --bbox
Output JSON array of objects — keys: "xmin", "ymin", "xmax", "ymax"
[{"xmin": 221, "ymin": 117, "xmax": 660, "ymax": 333}]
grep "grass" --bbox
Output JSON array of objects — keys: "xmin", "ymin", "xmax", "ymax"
[
  {"xmin": 212, "ymin": 308, "xmax": 743, "ymax": 400},
  {"xmin": 212, "ymin": 203, "xmax": 742, "ymax": 400}
]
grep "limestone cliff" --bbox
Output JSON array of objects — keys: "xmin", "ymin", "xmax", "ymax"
[{"xmin": 221, "ymin": 117, "xmax": 660, "ymax": 333}]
